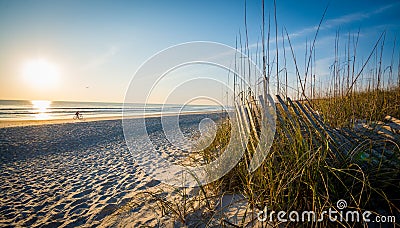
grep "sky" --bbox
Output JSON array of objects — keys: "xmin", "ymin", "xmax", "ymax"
[{"xmin": 0, "ymin": 0, "xmax": 399, "ymax": 103}]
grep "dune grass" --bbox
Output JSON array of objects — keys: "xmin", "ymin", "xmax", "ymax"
[
  {"xmin": 313, "ymin": 87, "xmax": 400, "ymax": 128},
  {"xmin": 201, "ymin": 88, "xmax": 400, "ymax": 226}
]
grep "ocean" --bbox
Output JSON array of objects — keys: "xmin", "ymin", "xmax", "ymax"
[{"xmin": 0, "ymin": 100, "xmax": 223, "ymax": 121}]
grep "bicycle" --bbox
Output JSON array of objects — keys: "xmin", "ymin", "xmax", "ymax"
[{"xmin": 73, "ymin": 113, "xmax": 85, "ymax": 120}]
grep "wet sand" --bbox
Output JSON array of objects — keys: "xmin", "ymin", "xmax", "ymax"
[{"xmin": 0, "ymin": 111, "xmax": 221, "ymax": 128}]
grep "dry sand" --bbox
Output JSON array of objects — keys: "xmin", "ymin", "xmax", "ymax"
[{"xmin": 0, "ymin": 112, "xmax": 228, "ymax": 227}]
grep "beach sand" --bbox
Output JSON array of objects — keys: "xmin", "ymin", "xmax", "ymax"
[
  {"xmin": 0, "ymin": 116, "xmax": 123, "ymax": 128},
  {"xmin": 0, "ymin": 113, "xmax": 226, "ymax": 227},
  {"xmin": 0, "ymin": 111, "xmax": 222, "ymax": 129}
]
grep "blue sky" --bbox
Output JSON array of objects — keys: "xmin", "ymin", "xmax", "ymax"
[{"xmin": 0, "ymin": 0, "xmax": 399, "ymax": 103}]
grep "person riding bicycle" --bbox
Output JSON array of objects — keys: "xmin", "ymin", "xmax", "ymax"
[{"xmin": 75, "ymin": 111, "xmax": 80, "ymax": 119}]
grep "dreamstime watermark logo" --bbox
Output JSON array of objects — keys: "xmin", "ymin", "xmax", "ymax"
[
  {"xmin": 256, "ymin": 199, "xmax": 396, "ymax": 224},
  {"xmin": 336, "ymin": 199, "xmax": 347, "ymax": 210},
  {"xmin": 122, "ymin": 41, "xmax": 276, "ymax": 187}
]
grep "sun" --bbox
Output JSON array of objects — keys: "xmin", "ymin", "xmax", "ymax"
[{"xmin": 22, "ymin": 59, "xmax": 60, "ymax": 88}]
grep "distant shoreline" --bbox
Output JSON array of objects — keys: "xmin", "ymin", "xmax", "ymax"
[{"xmin": 0, "ymin": 110, "xmax": 223, "ymax": 128}]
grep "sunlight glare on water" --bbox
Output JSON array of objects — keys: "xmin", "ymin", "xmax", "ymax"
[{"xmin": 31, "ymin": 100, "xmax": 51, "ymax": 119}]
